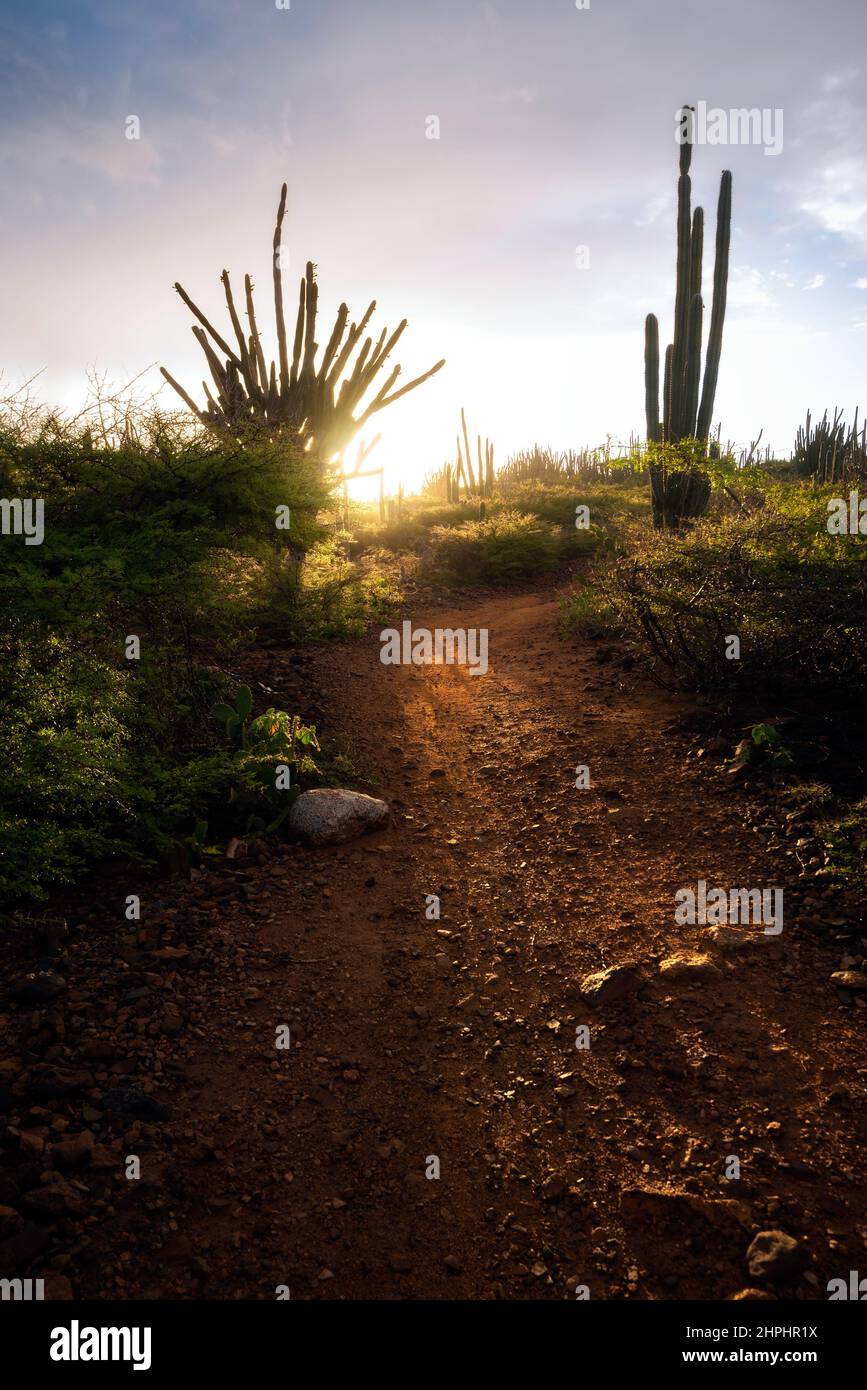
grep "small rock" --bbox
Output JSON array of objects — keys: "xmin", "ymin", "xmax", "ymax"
[
  {"xmin": 0, "ymin": 1205, "xmax": 23, "ymax": 1239},
  {"xmin": 829, "ymin": 971, "xmax": 867, "ymax": 993},
  {"xmin": 25, "ymin": 1065, "xmax": 92, "ymax": 1102},
  {"xmin": 541, "ymin": 1175, "xmax": 568, "ymax": 1203},
  {"xmin": 746, "ymin": 1230, "xmax": 805, "ymax": 1283},
  {"xmin": 157, "ymin": 1009, "xmax": 183, "ymax": 1038},
  {"xmin": 43, "ymin": 1274, "xmax": 75, "ymax": 1300},
  {"xmin": 704, "ymin": 926, "xmax": 770, "ymax": 952},
  {"xmin": 10, "ymin": 972, "xmax": 67, "ymax": 1005},
  {"xmin": 0, "ymin": 1223, "xmax": 50, "ymax": 1269},
  {"xmin": 621, "ymin": 1188, "xmax": 751, "ymax": 1233},
  {"xmin": 51, "ymin": 1131, "xmax": 94, "ymax": 1171},
  {"xmin": 99, "ymin": 1087, "xmax": 170, "ymax": 1122},
  {"xmin": 658, "ymin": 951, "xmax": 720, "ymax": 980},
  {"xmin": 21, "ymin": 1180, "xmax": 86, "ymax": 1221},
  {"xmin": 579, "ymin": 964, "xmax": 641, "ymax": 1006},
  {"xmin": 729, "ymin": 1288, "xmax": 777, "ymax": 1301}
]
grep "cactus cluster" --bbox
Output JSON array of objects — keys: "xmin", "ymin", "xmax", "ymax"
[
  {"xmin": 794, "ymin": 407, "xmax": 867, "ymax": 483},
  {"xmin": 645, "ymin": 108, "xmax": 731, "ymax": 445},
  {"xmin": 161, "ymin": 184, "xmax": 445, "ymax": 474},
  {"xmin": 453, "ymin": 408, "xmax": 494, "ymax": 499},
  {"xmin": 424, "ymin": 413, "xmax": 494, "ymax": 503}
]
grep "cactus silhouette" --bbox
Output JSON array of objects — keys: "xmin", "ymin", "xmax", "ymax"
[{"xmin": 644, "ymin": 107, "xmax": 731, "ymax": 444}]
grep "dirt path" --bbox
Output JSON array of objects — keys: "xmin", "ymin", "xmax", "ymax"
[{"xmin": 7, "ymin": 588, "xmax": 866, "ymax": 1300}]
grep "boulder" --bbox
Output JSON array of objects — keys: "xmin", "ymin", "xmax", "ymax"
[{"xmin": 289, "ymin": 789, "xmax": 390, "ymax": 846}]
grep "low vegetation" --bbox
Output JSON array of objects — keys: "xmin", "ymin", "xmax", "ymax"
[{"xmin": 0, "ymin": 400, "xmax": 334, "ymax": 902}]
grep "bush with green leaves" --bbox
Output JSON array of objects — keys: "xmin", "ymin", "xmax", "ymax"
[
  {"xmin": 598, "ymin": 492, "xmax": 867, "ymax": 692},
  {"xmin": 427, "ymin": 509, "xmax": 565, "ymax": 585},
  {"xmin": 0, "ymin": 404, "xmax": 330, "ymax": 902},
  {"xmin": 559, "ymin": 585, "xmax": 620, "ymax": 639}
]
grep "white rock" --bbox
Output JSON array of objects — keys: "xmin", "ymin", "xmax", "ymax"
[{"xmin": 289, "ymin": 789, "xmax": 390, "ymax": 846}]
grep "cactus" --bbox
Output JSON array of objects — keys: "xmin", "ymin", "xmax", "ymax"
[
  {"xmin": 696, "ymin": 171, "xmax": 732, "ymax": 440},
  {"xmin": 644, "ymin": 108, "xmax": 731, "ymax": 445},
  {"xmin": 454, "ymin": 408, "xmax": 494, "ymax": 497},
  {"xmin": 649, "ymin": 462, "xmax": 711, "ymax": 529},
  {"xmin": 161, "ymin": 184, "xmax": 445, "ymax": 476},
  {"xmin": 794, "ymin": 407, "xmax": 867, "ymax": 483},
  {"xmin": 644, "ymin": 314, "xmax": 660, "ymax": 442},
  {"xmin": 460, "ymin": 408, "xmax": 476, "ymax": 493}
]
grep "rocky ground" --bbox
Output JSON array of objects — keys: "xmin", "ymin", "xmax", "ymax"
[{"xmin": 2, "ymin": 588, "xmax": 865, "ymax": 1300}]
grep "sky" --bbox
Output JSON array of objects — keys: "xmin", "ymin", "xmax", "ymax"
[{"xmin": 1, "ymin": 0, "xmax": 867, "ymax": 494}]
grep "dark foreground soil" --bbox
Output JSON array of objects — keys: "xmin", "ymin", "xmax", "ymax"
[{"xmin": 2, "ymin": 589, "xmax": 865, "ymax": 1300}]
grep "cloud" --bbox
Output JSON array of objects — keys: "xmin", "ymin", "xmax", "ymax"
[
  {"xmin": 3, "ymin": 0, "xmax": 867, "ymax": 482},
  {"xmin": 728, "ymin": 266, "xmax": 774, "ymax": 312},
  {"xmin": 634, "ymin": 193, "xmax": 672, "ymax": 228},
  {"xmin": 795, "ymin": 78, "xmax": 867, "ymax": 253},
  {"xmin": 0, "ymin": 114, "xmax": 162, "ymax": 188}
]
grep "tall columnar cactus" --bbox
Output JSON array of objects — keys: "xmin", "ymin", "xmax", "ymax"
[{"xmin": 644, "ymin": 108, "xmax": 732, "ymax": 444}]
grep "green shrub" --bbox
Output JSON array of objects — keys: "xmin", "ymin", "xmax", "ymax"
[
  {"xmin": 427, "ymin": 509, "xmax": 563, "ymax": 584},
  {"xmin": 598, "ymin": 494, "xmax": 867, "ymax": 692},
  {"xmin": 559, "ymin": 585, "xmax": 620, "ymax": 639},
  {"xmin": 0, "ymin": 406, "xmax": 331, "ymax": 902}
]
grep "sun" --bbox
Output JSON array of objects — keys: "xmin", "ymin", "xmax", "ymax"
[{"xmin": 341, "ymin": 397, "xmax": 448, "ymax": 502}]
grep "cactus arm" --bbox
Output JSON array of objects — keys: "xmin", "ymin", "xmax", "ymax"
[
  {"xmin": 684, "ymin": 293, "xmax": 704, "ymax": 437},
  {"xmin": 696, "ymin": 170, "xmax": 732, "ymax": 441},
  {"xmin": 662, "ymin": 343, "xmax": 673, "ymax": 442},
  {"xmin": 644, "ymin": 313, "xmax": 660, "ymax": 442}
]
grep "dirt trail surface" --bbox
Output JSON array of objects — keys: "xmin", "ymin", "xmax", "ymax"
[{"xmin": 3, "ymin": 589, "xmax": 866, "ymax": 1300}]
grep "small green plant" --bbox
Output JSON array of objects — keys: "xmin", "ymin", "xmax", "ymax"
[
  {"xmin": 814, "ymin": 797, "xmax": 867, "ymax": 891},
  {"xmin": 213, "ymin": 686, "xmax": 320, "ymax": 830},
  {"xmin": 237, "ymin": 708, "xmax": 321, "ymax": 833},
  {"xmin": 729, "ymin": 722, "xmax": 794, "ymax": 775},
  {"xmin": 213, "ymin": 684, "xmax": 254, "ymax": 746}
]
